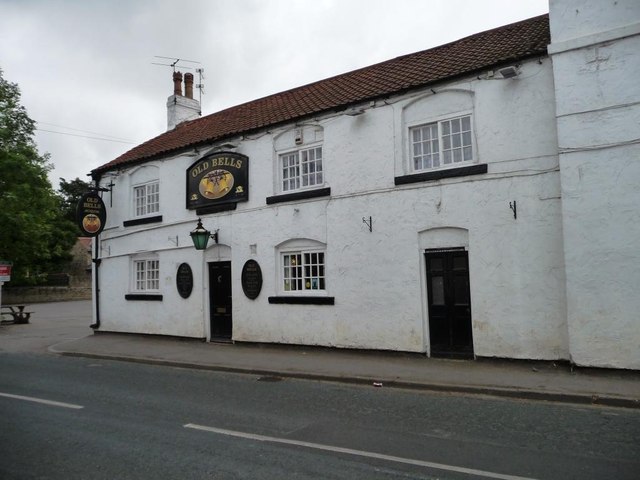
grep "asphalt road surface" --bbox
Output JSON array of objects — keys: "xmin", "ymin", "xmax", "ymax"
[
  {"xmin": 0, "ymin": 352, "xmax": 639, "ymax": 480},
  {"xmin": 0, "ymin": 301, "xmax": 638, "ymax": 479}
]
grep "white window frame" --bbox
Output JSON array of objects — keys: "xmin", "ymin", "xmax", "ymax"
[
  {"xmin": 133, "ymin": 180, "xmax": 160, "ymax": 217},
  {"xmin": 280, "ymin": 249, "xmax": 326, "ymax": 294},
  {"xmin": 279, "ymin": 144, "xmax": 324, "ymax": 193},
  {"xmin": 409, "ymin": 114, "xmax": 474, "ymax": 172},
  {"xmin": 131, "ymin": 257, "xmax": 160, "ymax": 292}
]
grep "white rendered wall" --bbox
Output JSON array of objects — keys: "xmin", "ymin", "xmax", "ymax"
[
  {"xmin": 167, "ymin": 94, "xmax": 200, "ymax": 130},
  {"xmin": 550, "ymin": 0, "xmax": 640, "ymax": 369},
  {"xmin": 96, "ymin": 57, "xmax": 568, "ymax": 359},
  {"xmin": 549, "ymin": 0, "xmax": 640, "ymax": 44}
]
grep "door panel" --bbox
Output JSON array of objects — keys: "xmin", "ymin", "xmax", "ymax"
[
  {"xmin": 425, "ymin": 249, "xmax": 473, "ymax": 358},
  {"xmin": 209, "ymin": 261, "xmax": 232, "ymax": 340}
]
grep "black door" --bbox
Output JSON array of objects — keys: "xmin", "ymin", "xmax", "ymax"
[
  {"xmin": 209, "ymin": 261, "xmax": 232, "ymax": 340},
  {"xmin": 425, "ymin": 249, "xmax": 473, "ymax": 358}
]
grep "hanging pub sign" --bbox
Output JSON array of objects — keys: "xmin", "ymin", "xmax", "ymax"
[
  {"xmin": 76, "ymin": 191, "xmax": 107, "ymax": 237},
  {"xmin": 186, "ymin": 152, "xmax": 249, "ymax": 210}
]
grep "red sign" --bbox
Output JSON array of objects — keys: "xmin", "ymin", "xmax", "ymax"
[{"xmin": 0, "ymin": 262, "xmax": 11, "ymax": 281}]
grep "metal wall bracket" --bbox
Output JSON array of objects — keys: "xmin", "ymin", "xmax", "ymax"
[
  {"xmin": 362, "ymin": 216, "xmax": 372, "ymax": 232},
  {"xmin": 509, "ymin": 201, "xmax": 517, "ymax": 219},
  {"xmin": 91, "ymin": 181, "xmax": 114, "ymax": 207}
]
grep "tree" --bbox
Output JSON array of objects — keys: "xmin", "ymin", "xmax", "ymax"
[
  {"xmin": 0, "ymin": 68, "xmax": 77, "ymax": 284},
  {"xmin": 58, "ymin": 176, "xmax": 91, "ymax": 226}
]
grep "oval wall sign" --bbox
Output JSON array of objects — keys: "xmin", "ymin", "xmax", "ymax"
[
  {"xmin": 176, "ymin": 263, "xmax": 194, "ymax": 299},
  {"xmin": 241, "ymin": 259, "xmax": 262, "ymax": 300},
  {"xmin": 76, "ymin": 191, "xmax": 107, "ymax": 237}
]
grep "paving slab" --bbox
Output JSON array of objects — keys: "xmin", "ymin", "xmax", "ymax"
[
  {"xmin": 0, "ymin": 300, "xmax": 92, "ymax": 353},
  {"xmin": 2, "ymin": 300, "xmax": 638, "ymax": 408}
]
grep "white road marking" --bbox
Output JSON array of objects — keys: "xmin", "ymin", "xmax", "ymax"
[
  {"xmin": 184, "ymin": 423, "xmax": 538, "ymax": 480},
  {"xmin": 0, "ymin": 392, "xmax": 84, "ymax": 410}
]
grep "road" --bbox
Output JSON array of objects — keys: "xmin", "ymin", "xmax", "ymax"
[
  {"xmin": 0, "ymin": 301, "xmax": 639, "ymax": 479},
  {"xmin": 0, "ymin": 353, "xmax": 639, "ymax": 479}
]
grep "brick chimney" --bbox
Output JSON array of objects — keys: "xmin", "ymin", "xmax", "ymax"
[
  {"xmin": 173, "ymin": 71, "xmax": 183, "ymax": 95},
  {"xmin": 184, "ymin": 73, "xmax": 194, "ymax": 99},
  {"xmin": 167, "ymin": 71, "xmax": 200, "ymax": 130}
]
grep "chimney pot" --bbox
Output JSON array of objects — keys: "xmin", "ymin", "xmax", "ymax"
[
  {"xmin": 184, "ymin": 73, "xmax": 194, "ymax": 99},
  {"xmin": 173, "ymin": 71, "xmax": 183, "ymax": 96}
]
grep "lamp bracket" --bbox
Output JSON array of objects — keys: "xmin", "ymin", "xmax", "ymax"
[{"xmin": 362, "ymin": 216, "xmax": 372, "ymax": 232}]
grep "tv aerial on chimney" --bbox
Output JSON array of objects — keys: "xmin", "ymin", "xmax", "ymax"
[
  {"xmin": 152, "ymin": 56, "xmax": 205, "ymax": 104},
  {"xmin": 195, "ymin": 67, "xmax": 205, "ymax": 105},
  {"xmin": 152, "ymin": 56, "xmax": 200, "ymax": 71}
]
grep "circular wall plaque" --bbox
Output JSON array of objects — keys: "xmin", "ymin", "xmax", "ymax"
[
  {"xmin": 241, "ymin": 259, "xmax": 262, "ymax": 300},
  {"xmin": 176, "ymin": 263, "xmax": 193, "ymax": 299}
]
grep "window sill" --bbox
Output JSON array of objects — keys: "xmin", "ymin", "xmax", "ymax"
[
  {"xmin": 266, "ymin": 187, "xmax": 331, "ymax": 205},
  {"xmin": 268, "ymin": 296, "xmax": 335, "ymax": 305},
  {"xmin": 395, "ymin": 164, "xmax": 487, "ymax": 185},
  {"xmin": 125, "ymin": 294, "xmax": 163, "ymax": 301},
  {"xmin": 123, "ymin": 215, "xmax": 163, "ymax": 227}
]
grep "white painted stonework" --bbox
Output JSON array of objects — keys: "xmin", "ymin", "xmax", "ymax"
[
  {"xmin": 94, "ymin": 1, "xmax": 640, "ymax": 369},
  {"xmin": 549, "ymin": 0, "xmax": 640, "ymax": 369},
  {"xmin": 96, "ymin": 57, "xmax": 569, "ymax": 359},
  {"xmin": 167, "ymin": 94, "xmax": 200, "ymax": 130}
]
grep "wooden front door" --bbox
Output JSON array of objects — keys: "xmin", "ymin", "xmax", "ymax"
[
  {"xmin": 209, "ymin": 261, "xmax": 232, "ymax": 340},
  {"xmin": 425, "ymin": 248, "xmax": 473, "ymax": 358}
]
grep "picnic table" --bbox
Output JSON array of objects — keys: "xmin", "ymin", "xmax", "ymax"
[{"xmin": 1, "ymin": 305, "xmax": 32, "ymax": 324}]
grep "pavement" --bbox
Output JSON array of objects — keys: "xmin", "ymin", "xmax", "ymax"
[{"xmin": 2, "ymin": 300, "xmax": 639, "ymax": 409}]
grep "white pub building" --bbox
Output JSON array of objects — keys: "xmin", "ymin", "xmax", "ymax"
[{"xmin": 90, "ymin": 0, "xmax": 640, "ymax": 369}]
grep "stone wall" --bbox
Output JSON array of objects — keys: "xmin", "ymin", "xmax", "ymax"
[
  {"xmin": 549, "ymin": 0, "xmax": 640, "ymax": 369},
  {"xmin": 2, "ymin": 285, "xmax": 91, "ymax": 304}
]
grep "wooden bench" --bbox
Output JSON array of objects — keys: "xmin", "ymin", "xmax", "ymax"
[{"xmin": 1, "ymin": 305, "xmax": 33, "ymax": 324}]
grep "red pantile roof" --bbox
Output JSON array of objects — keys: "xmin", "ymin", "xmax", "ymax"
[
  {"xmin": 94, "ymin": 14, "xmax": 549, "ymax": 175},
  {"xmin": 77, "ymin": 237, "xmax": 92, "ymax": 249}
]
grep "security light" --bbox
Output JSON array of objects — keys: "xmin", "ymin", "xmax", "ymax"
[{"xmin": 498, "ymin": 66, "xmax": 519, "ymax": 79}]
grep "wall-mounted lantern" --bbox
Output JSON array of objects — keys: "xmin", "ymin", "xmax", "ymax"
[{"xmin": 190, "ymin": 218, "xmax": 218, "ymax": 250}]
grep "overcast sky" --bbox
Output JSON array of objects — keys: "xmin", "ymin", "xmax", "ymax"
[{"xmin": 0, "ymin": 0, "xmax": 548, "ymax": 189}]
